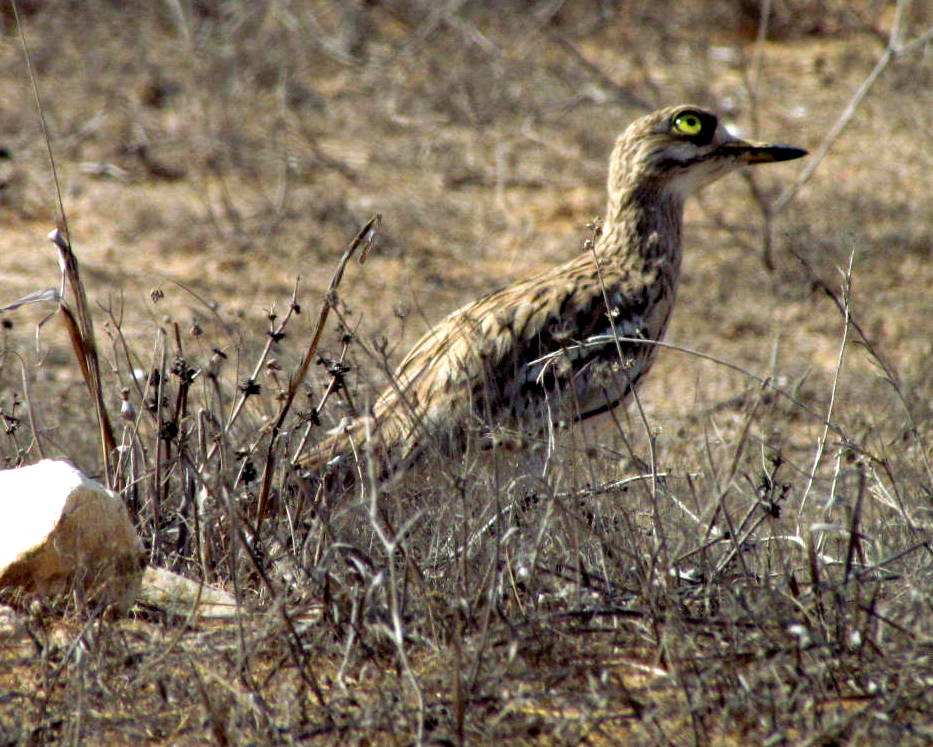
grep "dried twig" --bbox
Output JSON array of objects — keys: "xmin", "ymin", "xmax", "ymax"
[
  {"xmin": 254, "ymin": 215, "xmax": 380, "ymax": 521},
  {"xmin": 49, "ymin": 230, "xmax": 118, "ymax": 481}
]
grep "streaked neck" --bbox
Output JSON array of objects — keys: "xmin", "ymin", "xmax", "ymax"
[{"xmin": 596, "ymin": 176, "xmax": 685, "ymax": 275}]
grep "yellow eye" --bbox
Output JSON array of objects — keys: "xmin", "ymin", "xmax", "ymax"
[{"xmin": 673, "ymin": 112, "xmax": 704, "ymax": 136}]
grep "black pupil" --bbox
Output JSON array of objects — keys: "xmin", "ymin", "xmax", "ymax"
[{"xmin": 685, "ymin": 116, "xmax": 698, "ymax": 128}]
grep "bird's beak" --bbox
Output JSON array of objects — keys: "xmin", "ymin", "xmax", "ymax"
[{"xmin": 716, "ymin": 139, "xmax": 808, "ymax": 164}]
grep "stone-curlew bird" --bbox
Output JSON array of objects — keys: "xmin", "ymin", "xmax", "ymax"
[{"xmin": 301, "ymin": 105, "xmax": 806, "ymax": 481}]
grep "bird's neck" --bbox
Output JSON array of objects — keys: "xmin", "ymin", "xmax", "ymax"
[{"xmin": 595, "ymin": 179, "xmax": 685, "ymax": 282}]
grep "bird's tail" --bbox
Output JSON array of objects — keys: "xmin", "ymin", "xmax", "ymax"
[
  {"xmin": 297, "ymin": 398, "xmax": 476, "ymax": 487},
  {"xmin": 297, "ymin": 409, "xmax": 415, "ymax": 486}
]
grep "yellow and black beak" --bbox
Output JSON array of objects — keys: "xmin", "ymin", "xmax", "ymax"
[{"xmin": 717, "ymin": 139, "xmax": 808, "ymax": 164}]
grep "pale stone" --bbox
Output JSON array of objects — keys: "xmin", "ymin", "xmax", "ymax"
[
  {"xmin": 138, "ymin": 567, "xmax": 324, "ymax": 625},
  {"xmin": 139, "ymin": 566, "xmax": 239, "ymax": 620},
  {"xmin": 0, "ymin": 459, "xmax": 144, "ymax": 610}
]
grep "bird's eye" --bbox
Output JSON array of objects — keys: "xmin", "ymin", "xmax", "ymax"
[{"xmin": 673, "ymin": 112, "xmax": 704, "ymax": 136}]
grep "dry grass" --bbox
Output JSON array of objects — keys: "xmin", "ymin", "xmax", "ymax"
[{"xmin": 0, "ymin": 1, "xmax": 931, "ymax": 744}]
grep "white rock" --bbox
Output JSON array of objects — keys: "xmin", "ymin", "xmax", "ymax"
[{"xmin": 0, "ymin": 459, "xmax": 143, "ymax": 611}]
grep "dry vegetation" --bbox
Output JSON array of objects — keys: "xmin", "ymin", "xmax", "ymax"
[{"xmin": 0, "ymin": 0, "xmax": 931, "ymax": 744}]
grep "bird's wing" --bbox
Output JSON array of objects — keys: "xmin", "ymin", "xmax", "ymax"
[
  {"xmin": 374, "ymin": 254, "xmax": 660, "ymax": 434},
  {"xmin": 300, "ymin": 254, "xmax": 660, "ymax": 473}
]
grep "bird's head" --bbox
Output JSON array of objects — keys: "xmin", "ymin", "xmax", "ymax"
[{"xmin": 612, "ymin": 105, "xmax": 807, "ymax": 199}]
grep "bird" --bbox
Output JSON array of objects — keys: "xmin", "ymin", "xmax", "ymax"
[{"xmin": 300, "ymin": 105, "xmax": 806, "ymax": 482}]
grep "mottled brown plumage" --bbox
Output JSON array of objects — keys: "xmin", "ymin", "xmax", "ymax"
[{"xmin": 301, "ymin": 105, "xmax": 805, "ymax": 478}]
